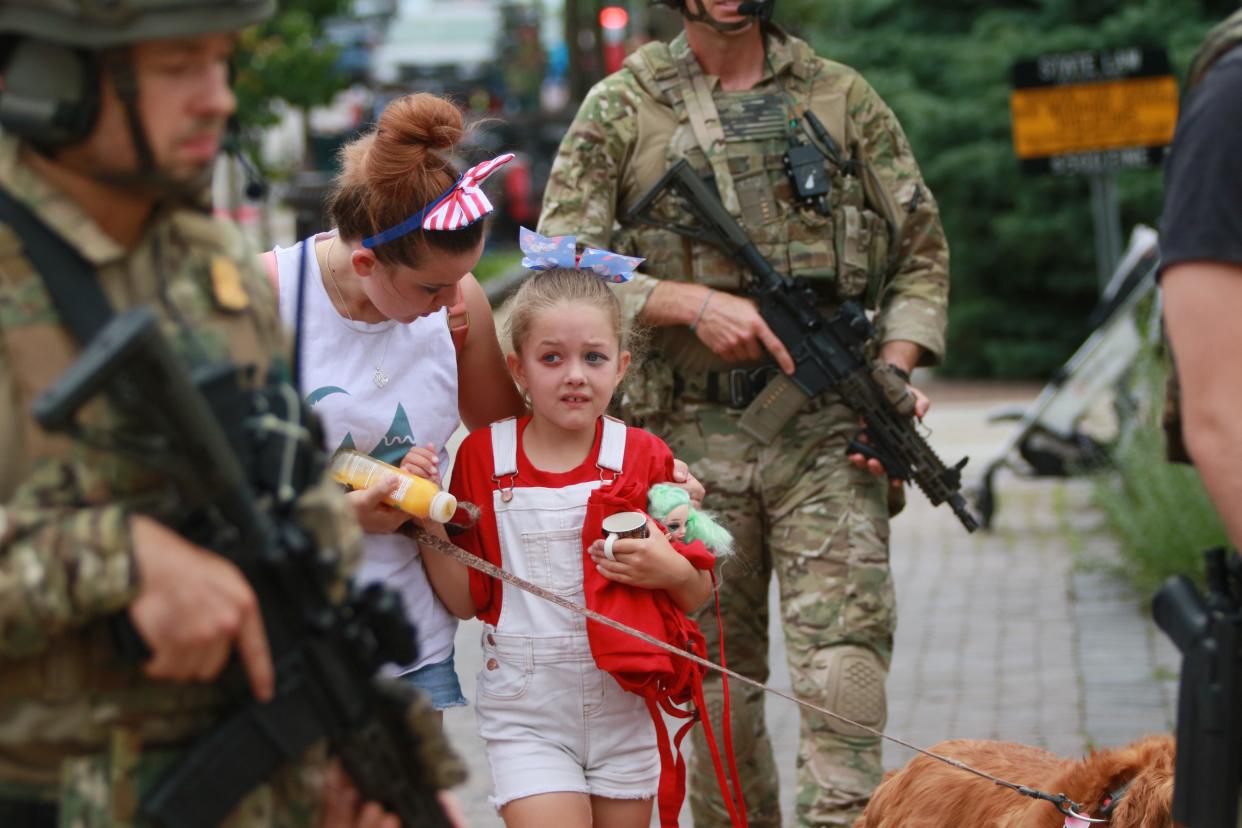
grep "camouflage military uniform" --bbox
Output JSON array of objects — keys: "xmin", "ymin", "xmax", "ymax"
[
  {"xmin": 540, "ymin": 29, "xmax": 949, "ymax": 827},
  {"xmin": 0, "ymin": 133, "xmax": 460, "ymax": 825}
]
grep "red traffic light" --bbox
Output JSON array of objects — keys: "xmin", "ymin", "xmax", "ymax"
[{"xmin": 599, "ymin": 6, "xmax": 629, "ymax": 30}]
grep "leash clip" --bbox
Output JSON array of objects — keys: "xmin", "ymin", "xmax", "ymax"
[
  {"xmin": 1052, "ymin": 795, "xmax": 1109, "ymax": 825},
  {"xmin": 1015, "ymin": 788, "xmax": 1108, "ymax": 825}
]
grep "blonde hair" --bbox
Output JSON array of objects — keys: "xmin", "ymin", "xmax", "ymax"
[
  {"xmin": 328, "ymin": 93, "xmax": 484, "ymax": 268},
  {"xmin": 505, "ymin": 268, "xmax": 632, "ymax": 355}
]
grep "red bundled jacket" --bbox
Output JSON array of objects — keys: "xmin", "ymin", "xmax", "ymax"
[{"xmin": 581, "ymin": 479, "xmax": 747, "ymax": 828}]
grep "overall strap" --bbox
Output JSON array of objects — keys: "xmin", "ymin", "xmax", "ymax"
[
  {"xmin": 490, "ymin": 417, "xmax": 519, "ymax": 502},
  {"xmin": 0, "ymin": 187, "xmax": 114, "ymax": 344},
  {"xmin": 597, "ymin": 415, "xmax": 627, "ymax": 475},
  {"xmin": 490, "ymin": 417, "xmax": 623, "ymax": 492},
  {"xmin": 490, "ymin": 417, "xmax": 519, "ymax": 478}
]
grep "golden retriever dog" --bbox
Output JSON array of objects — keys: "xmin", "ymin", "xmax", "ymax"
[{"xmin": 854, "ymin": 734, "xmax": 1177, "ymax": 827}]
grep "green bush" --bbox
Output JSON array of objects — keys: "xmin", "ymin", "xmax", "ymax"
[{"xmin": 1091, "ymin": 356, "xmax": 1225, "ymax": 593}]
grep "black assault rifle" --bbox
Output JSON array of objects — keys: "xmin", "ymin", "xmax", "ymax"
[
  {"xmin": 627, "ymin": 160, "xmax": 979, "ymax": 532},
  {"xmin": 1153, "ymin": 547, "xmax": 1242, "ymax": 827},
  {"xmin": 33, "ymin": 307, "xmax": 452, "ymax": 828}
]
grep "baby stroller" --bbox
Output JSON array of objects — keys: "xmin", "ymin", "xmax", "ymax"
[{"xmin": 974, "ymin": 225, "xmax": 1161, "ymax": 529}]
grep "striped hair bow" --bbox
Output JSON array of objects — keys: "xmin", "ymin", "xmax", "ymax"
[
  {"xmin": 362, "ymin": 152, "xmax": 515, "ymax": 249},
  {"xmin": 519, "ymin": 227, "xmax": 643, "ymax": 284}
]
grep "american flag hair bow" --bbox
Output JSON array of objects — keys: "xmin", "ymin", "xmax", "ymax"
[
  {"xmin": 362, "ymin": 152, "xmax": 515, "ymax": 249},
  {"xmin": 519, "ymin": 227, "xmax": 643, "ymax": 284}
]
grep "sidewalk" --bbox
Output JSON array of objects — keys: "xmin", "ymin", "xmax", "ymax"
[{"xmin": 441, "ymin": 380, "xmax": 1180, "ymax": 825}]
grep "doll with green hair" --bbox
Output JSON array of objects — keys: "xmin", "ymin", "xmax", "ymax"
[{"xmin": 647, "ymin": 483, "xmax": 735, "ymax": 558}]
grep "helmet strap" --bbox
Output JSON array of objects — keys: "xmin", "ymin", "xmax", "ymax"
[
  {"xmin": 680, "ymin": 0, "xmax": 753, "ymax": 33},
  {"xmin": 95, "ymin": 48, "xmax": 212, "ymax": 203},
  {"xmin": 105, "ymin": 49, "xmax": 157, "ymax": 175}
]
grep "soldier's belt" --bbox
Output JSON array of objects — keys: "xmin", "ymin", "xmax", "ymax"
[
  {"xmin": 673, "ymin": 366, "xmax": 839, "ymax": 413},
  {"xmin": 673, "ymin": 366, "xmax": 782, "ymax": 409}
]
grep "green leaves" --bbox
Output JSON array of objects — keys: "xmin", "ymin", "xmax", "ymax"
[{"xmin": 234, "ymin": 0, "xmax": 349, "ymax": 130}]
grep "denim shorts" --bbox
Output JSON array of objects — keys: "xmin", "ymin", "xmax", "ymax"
[{"xmin": 402, "ymin": 649, "xmax": 468, "ymax": 710}]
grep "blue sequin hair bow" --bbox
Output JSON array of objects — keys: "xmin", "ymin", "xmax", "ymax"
[{"xmin": 518, "ymin": 227, "xmax": 643, "ymax": 284}]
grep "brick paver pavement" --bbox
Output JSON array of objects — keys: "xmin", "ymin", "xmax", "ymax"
[{"xmin": 442, "ymin": 381, "xmax": 1180, "ymax": 825}]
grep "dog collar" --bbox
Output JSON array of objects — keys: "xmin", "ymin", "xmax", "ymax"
[
  {"xmin": 1098, "ymin": 778, "xmax": 1132, "ymax": 818},
  {"xmin": 1062, "ymin": 779, "xmax": 1131, "ymax": 826}
]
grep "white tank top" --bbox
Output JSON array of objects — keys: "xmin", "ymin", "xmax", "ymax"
[{"xmin": 273, "ymin": 233, "xmax": 461, "ymax": 673}]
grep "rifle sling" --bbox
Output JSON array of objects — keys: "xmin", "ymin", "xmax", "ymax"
[{"xmin": 0, "ymin": 186, "xmax": 115, "ymax": 346}]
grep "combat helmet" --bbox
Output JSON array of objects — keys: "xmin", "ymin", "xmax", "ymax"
[{"xmin": 0, "ymin": 0, "xmax": 274, "ymax": 148}]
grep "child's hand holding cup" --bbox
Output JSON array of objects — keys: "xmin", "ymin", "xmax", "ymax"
[{"xmin": 601, "ymin": 511, "xmax": 650, "ymax": 561}]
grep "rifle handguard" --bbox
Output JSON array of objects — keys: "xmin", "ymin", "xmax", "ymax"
[{"xmin": 872, "ymin": 362, "xmax": 917, "ymax": 417}]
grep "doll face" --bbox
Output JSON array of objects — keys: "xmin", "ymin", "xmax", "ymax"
[{"xmin": 663, "ymin": 503, "xmax": 691, "ymax": 543}]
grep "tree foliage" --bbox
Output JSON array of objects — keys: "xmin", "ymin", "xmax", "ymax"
[
  {"xmin": 234, "ymin": 0, "xmax": 350, "ymax": 130},
  {"xmin": 779, "ymin": 0, "xmax": 1235, "ymax": 377}
]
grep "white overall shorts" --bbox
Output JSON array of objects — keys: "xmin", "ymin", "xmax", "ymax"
[{"xmin": 474, "ymin": 417, "xmax": 660, "ymax": 809}]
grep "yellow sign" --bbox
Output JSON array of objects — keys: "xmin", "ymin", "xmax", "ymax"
[{"xmin": 1010, "ymin": 76, "xmax": 1179, "ymax": 160}]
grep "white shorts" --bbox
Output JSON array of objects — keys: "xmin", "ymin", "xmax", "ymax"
[{"xmin": 474, "ymin": 628, "xmax": 660, "ymax": 810}]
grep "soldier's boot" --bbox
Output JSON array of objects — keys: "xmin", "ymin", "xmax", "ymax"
[
  {"xmin": 796, "ymin": 644, "xmax": 887, "ymax": 827},
  {"xmin": 688, "ymin": 676, "xmax": 781, "ymax": 828}
]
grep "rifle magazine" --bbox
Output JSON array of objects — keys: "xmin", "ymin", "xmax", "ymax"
[{"xmin": 738, "ymin": 373, "xmax": 809, "ymax": 445}]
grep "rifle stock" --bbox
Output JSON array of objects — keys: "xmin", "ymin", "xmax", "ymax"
[
  {"xmin": 34, "ymin": 307, "xmax": 452, "ymax": 828},
  {"xmin": 626, "ymin": 160, "xmax": 978, "ymax": 532}
]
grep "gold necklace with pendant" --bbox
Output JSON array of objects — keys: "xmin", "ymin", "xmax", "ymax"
[{"xmin": 323, "ymin": 237, "xmax": 395, "ymax": 389}]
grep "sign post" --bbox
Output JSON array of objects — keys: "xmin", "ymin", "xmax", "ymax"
[{"xmin": 1010, "ymin": 48, "xmax": 1178, "ymax": 290}]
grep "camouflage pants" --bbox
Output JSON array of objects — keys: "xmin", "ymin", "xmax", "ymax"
[
  {"xmin": 3, "ymin": 680, "xmax": 461, "ymax": 827},
  {"xmin": 652, "ymin": 395, "xmax": 895, "ymax": 828},
  {"xmin": 52, "ymin": 740, "xmax": 332, "ymax": 828}
]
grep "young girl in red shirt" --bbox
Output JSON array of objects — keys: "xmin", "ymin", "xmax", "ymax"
[{"xmin": 432, "ymin": 232, "xmax": 715, "ymax": 827}]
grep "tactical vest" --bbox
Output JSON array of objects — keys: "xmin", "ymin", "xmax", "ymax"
[
  {"xmin": 1162, "ymin": 9, "xmax": 1242, "ymax": 463},
  {"xmin": 0, "ymin": 200, "xmax": 291, "ymax": 788},
  {"xmin": 614, "ymin": 33, "xmax": 903, "ymax": 373},
  {"xmin": 0, "ymin": 213, "xmax": 278, "ymax": 499}
]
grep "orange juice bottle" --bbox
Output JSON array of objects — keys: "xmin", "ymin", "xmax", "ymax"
[{"xmin": 328, "ymin": 449, "xmax": 457, "ymax": 524}]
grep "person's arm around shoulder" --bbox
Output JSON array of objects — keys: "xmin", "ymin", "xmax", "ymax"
[
  {"xmin": 456, "ymin": 274, "xmax": 524, "ymax": 429},
  {"xmin": 1163, "ymin": 262, "xmax": 1242, "ymax": 548}
]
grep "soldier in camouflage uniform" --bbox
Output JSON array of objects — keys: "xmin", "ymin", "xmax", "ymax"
[
  {"xmin": 538, "ymin": 1, "xmax": 949, "ymax": 825},
  {"xmin": 0, "ymin": 2, "xmax": 459, "ymax": 826}
]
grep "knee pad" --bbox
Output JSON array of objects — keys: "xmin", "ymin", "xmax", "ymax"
[{"xmin": 821, "ymin": 645, "xmax": 887, "ymax": 738}]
